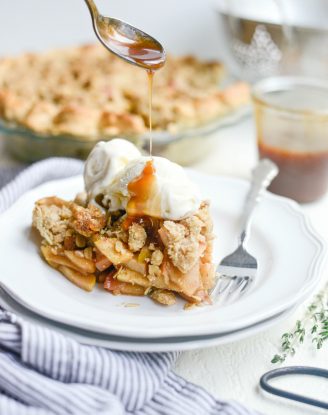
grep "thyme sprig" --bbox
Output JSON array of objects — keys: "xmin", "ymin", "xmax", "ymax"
[{"xmin": 271, "ymin": 283, "xmax": 328, "ymax": 364}]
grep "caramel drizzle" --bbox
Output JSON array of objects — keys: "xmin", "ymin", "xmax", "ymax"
[
  {"xmin": 147, "ymin": 69, "xmax": 154, "ymax": 156},
  {"xmin": 127, "ymin": 160, "xmax": 159, "ymax": 217}
]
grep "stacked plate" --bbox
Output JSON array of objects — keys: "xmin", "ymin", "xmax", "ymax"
[{"xmin": 0, "ymin": 172, "xmax": 326, "ymax": 352}]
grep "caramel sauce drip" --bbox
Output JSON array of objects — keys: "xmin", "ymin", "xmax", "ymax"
[
  {"xmin": 91, "ymin": 1, "xmax": 166, "ymax": 157},
  {"xmin": 127, "ymin": 160, "xmax": 160, "ymax": 217},
  {"xmin": 95, "ymin": 13, "xmax": 166, "ymax": 210},
  {"xmin": 104, "ymin": 32, "xmax": 158, "ymax": 157},
  {"xmin": 147, "ymin": 69, "xmax": 154, "ymax": 156}
]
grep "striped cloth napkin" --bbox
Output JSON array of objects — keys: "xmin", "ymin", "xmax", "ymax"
[{"xmin": 0, "ymin": 158, "xmax": 259, "ymax": 415}]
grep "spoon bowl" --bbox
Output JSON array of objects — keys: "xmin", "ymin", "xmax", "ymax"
[{"xmin": 84, "ymin": 0, "xmax": 166, "ymax": 70}]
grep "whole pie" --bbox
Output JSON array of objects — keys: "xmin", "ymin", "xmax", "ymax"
[
  {"xmin": 0, "ymin": 44, "xmax": 249, "ymax": 139},
  {"xmin": 32, "ymin": 139, "xmax": 215, "ymax": 307}
]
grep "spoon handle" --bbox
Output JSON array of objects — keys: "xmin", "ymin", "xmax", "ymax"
[
  {"xmin": 239, "ymin": 159, "xmax": 278, "ymax": 245},
  {"xmin": 84, "ymin": 0, "xmax": 99, "ymax": 17}
]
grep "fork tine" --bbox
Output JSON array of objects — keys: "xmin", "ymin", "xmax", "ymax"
[
  {"xmin": 209, "ymin": 274, "xmax": 227, "ymax": 296},
  {"xmin": 229, "ymin": 276, "xmax": 246, "ymax": 295},
  {"xmin": 211, "ymin": 275, "xmax": 252, "ymax": 304},
  {"xmin": 239, "ymin": 277, "xmax": 251, "ymax": 293},
  {"xmin": 225, "ymin": 277, "xmax": 249, "ymax": 303},
  {"xmin": 218, "ymin": 276, "xmax": 237, "ymax": 294},
  {"xmin": 217, "ymin": 276, "xmax": 242, "ymax": 303},
  {"xmin": 211, "ymin": 275, "xmax": 236, "ymax": 302}
]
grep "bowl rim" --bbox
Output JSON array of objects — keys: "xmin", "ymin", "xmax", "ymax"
[
  {"xmin": 251, "ymin": 76, "xmax": 328, "ymax": 117},
  {"xmin": 0, "ymin": 104, "xmax": 251, "ymax": 147}
]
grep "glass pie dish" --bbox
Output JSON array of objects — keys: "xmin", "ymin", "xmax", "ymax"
[
  {"xmin": 0, "ymin": 45, "xmax": 251, "ymax": 165},
  {"xmin": 0, "ymin": 105, "xmax": 250, "ymax": 165}
]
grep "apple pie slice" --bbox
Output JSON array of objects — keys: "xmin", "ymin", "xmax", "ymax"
[{"xmin": 32, "ymin": 140, "xmax": 215, "ymax": 307}]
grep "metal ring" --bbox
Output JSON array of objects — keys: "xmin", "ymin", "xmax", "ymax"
[{"xmin": 260, "ymin": 366, "xmax": 328, "ymax": 410}]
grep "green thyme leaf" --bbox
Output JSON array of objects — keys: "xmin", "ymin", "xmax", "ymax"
[{"xmin": 271, "ymin": 282, "xmax": 328, "ymax": 364}]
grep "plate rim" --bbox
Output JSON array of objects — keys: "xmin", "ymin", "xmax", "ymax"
[{"xmin": 0, "ymin": 285, "xmax": 299, "ymax": 352}]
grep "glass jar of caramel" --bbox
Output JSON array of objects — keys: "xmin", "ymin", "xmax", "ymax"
[{"xmin": 252, "ymin": 77, "xmax": 328, "ymax": 203}]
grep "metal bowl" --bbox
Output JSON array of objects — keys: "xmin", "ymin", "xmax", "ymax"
[{"xmin": 215, "ymin": 0, "xmax": 328, "ymax": 82}]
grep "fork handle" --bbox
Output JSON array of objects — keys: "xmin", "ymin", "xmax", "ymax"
[{"xmin": 239, "ymin": 159, "xmax": 278, "ymax": 245}]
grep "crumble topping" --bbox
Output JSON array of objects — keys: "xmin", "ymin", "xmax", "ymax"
[
  {"xmin": 32, "ymin": 198, "xmax": 72, "ymax": 246},
  {"xmin": 128, "ymin": 223, "xmax": 147, "ymax": 252},
  {"xmin": 70, "ymin": 203, "xmax": 106, "ymax": 237},
  {"xmin": 149, "ymin": 289, "xmax": 176, "ymax": 306},
  {"xmin": 150, "ymin": 250, "xmax": 163, "ymax": 266},
  {"xmin": 160, "ymin": 214, "xmax": 205, "ymax": 274}
]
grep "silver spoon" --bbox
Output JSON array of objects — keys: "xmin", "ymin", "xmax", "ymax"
[{"xmin": 84, "ymin": 0, "xmax": 166, "ymax": 70}]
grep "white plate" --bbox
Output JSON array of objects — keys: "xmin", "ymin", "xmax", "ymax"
[
  {"xmin": 0, "ymin": 286, "xmax": 298, "ymax": 352},
  {"xmin": 0, "ymin": 173, "xmax": 325, "ymax": 338}
]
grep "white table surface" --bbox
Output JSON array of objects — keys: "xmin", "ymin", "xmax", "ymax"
[{"xmin": 1, "ymin": 118, "xmax": 327, "ymax": 415}]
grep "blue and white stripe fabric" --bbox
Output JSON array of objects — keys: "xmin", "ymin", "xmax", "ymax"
[
  {"xmin": 0, "ymin": 158, "xmax": 259, "ymax": 415},
  {"xmin": 0, "ymin": 158, "xmax": 83, "ymax": 214}
]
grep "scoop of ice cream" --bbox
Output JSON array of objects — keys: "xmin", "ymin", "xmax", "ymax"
[
  {"xmin": 103, "ymin": 156, "xmax": 201, "ymax": 220},
  {"xmin": 84, "ymin": 139, "xmax": 141, "ymax": 202}
]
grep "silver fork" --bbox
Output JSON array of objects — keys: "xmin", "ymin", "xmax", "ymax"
[{"xmin": 211, "ymin": 159, "xmax": 279, "ymax": 304}]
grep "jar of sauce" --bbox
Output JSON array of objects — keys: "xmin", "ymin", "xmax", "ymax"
[{"xmin": 252, "ymin": 77, "xmax": 328, "ymax": 203}]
